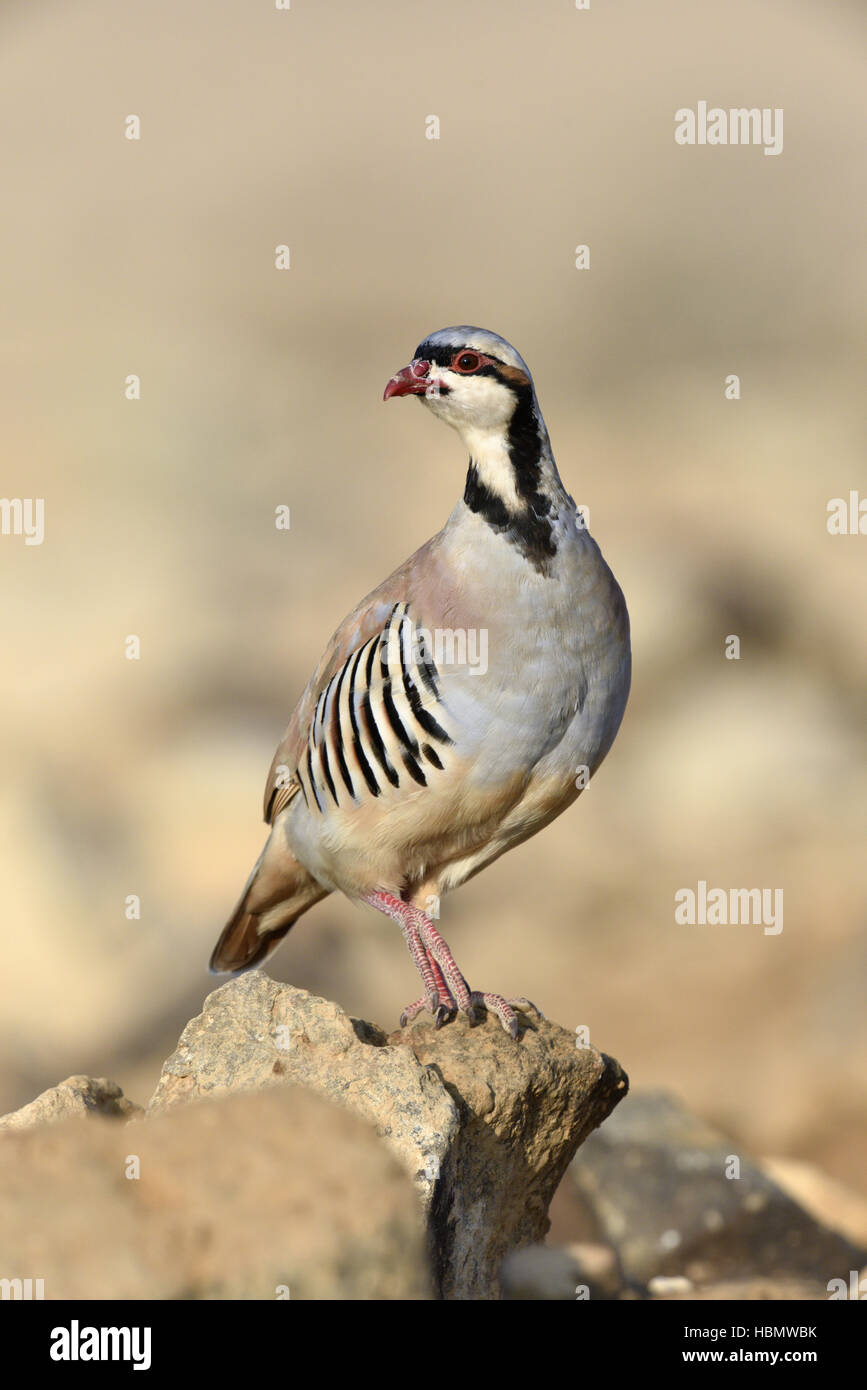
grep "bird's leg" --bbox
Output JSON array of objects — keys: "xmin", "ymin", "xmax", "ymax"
[
  {"xmin": 400, "ymin": 954, "xmax": 458, "ymax": 1028},
  {"xmin": 363, "ymin": 891, "xmax": 455, "ymax": 1027},
  {"xmin": 427, "ymin": 954, "xmax": 457, "ymax": 1009},
  {"xmin": 362, "ymin": 889, "xmax": 530, "ymax": 1037},
  {"xmin": 414, "ymin": 920, "xmax": 544, "ymax": 1035},
  {"xmin": 416, "ymin": 916, "xmax": 528, "ymax": 1039}
]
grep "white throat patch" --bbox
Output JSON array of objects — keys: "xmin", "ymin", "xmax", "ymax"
[{"xmin": 463, "ymin": 429, "xmax": 522, "ymax": 510}]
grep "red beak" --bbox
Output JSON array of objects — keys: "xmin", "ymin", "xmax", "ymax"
[{"xmin": 383, "ymin": 359, "xmax": 432, "ymax": 400}]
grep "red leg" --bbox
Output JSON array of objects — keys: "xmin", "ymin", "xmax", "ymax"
[
  {"xmin": 364, "ymin": 891, "xmax": 456, "ymax": 1027},
  {"xmin": 362, "ymin": 890, "xmax": 535, "ymax": 1037}
]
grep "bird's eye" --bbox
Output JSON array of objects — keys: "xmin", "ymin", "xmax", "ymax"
[{"xmin": 453, "ymin": 352, "xmax": 481, "ymax": 373}]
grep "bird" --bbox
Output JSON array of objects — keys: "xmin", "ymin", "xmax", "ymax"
[{"xmin": 210, "ymin": 327, "xmax": 631, "ymax": 1037}]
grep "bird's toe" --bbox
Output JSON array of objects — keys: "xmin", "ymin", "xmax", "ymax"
[
  {"xmin": 467, "ymin": 990, "xmax": 525, "ymax": 1038},
  {"xmin": 434, "ymin": 1002, "xmax": 458, "ymax": 1029},
  {"xmin": 400, "ymin": 988, "xmax": 458, "ymax": 1030}
]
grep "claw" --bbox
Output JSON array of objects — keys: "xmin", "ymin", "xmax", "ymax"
[
  {"xmin": 400, "ymin": 990, "xmax": 457, "ymax": 1031},
  {"xmin": 508, "ymin": 996, "xmax": 545, "ymax": 1020},
  {"xmin": 400, "ymin": 993, "xmax": 436, "ymax": 1027}
]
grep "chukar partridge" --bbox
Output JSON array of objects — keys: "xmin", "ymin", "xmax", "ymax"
[{"xmin": 210, "ymin": 328, "xmax": 631, "ymax": 1035}]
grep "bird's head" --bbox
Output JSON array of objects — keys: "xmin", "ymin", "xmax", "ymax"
[
  {"xmin": 383, "ymin": 326, "xmax": 540, "ymax": 447},
  {"xmin": 384, "ymin": 328, "xmax": 566, "ymax": 569}
]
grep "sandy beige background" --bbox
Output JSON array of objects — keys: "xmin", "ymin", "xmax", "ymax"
[{"xmin": 1, "ymin": 0, "xmax": 864, "ymax": 1196}]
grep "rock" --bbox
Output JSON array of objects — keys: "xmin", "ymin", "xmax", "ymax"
[
  {"xmin": 650, "ymin": 1277, "xmax": 829, "ymax": 1301},
  {"xmin": 0, "ymin": 1085, "xmax": 430, "ymax": 1299},
  {"xmin": 148, "ymin": 973, "xmax": 628, "ymax": 1298},
  {"xmin": 148, "ymin": 975, "xmax": 458, "ymax": 1213},
  {"xmin": 761, "ymin": 1156, "xmax": 867, "ymax": 1247},
  {"xmin": 566, "ymin": 1240, "xmax": 625, "ymax": 1299},
  {"xmin": 501, "ymin": 1241, "xmax": 623, "ymax": 1300},
  {"xmin": 500, "ymin": 1244, "xmax": 584, "ymax": 1301},
  {"xmin": 569, "ymin": 1090, "xmax": 866, "ymax": 1289},
  {"xmin": 0, "ymin": 1075, "xmax": 141, "ymax": 1131},
  {"xmin": 647, "ymin": 1274, "xmax": 694, "ymax": 1297}
]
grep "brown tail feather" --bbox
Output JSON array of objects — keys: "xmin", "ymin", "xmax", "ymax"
[
  {"xmin": 209, "ymin": 903, "xmax": 302, "ymax": 973},
  {"xmin": 209, "ymin": 835, "xmax": 328, "ymax": 974}
]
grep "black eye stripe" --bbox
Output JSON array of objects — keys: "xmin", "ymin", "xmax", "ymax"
[{"xmin": 416, "ymin": 342, "xmax": 502, "ymax": 369}]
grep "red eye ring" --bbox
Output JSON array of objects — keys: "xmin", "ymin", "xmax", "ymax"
[{"xmin": 452, "ymin": 351, "xmax": 482, "ymax": 373}]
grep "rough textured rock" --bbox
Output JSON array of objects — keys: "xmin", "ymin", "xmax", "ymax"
[
  {"xmin": 0, "ymin": 1085, "xmax": 430, "ymax": 1299},
  {"xmin": 396, "ymin": 1011, "xmax": 628, "ymax": 1299},
  {"xmin": 149, "ymin": 973, "xmax": 628, "ymax": 1298},
  {"xmin": 501, "ymin": 1241, "xmax": 623, "ymax": 1301},
  {"xmin": 0, "ymin": 1075, "xmax": 141, "ymax": 1131},
  {"xmin": 569, "ymin": 1090, "xmax": 867, "ymax": 1289},
  {"xmin": 149, "ymin": 976, "xmax": 459, "ymax": 1213}
]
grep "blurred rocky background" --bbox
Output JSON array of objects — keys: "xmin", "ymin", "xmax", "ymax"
[
  {"xmin": 1, "ymin": 990, "xmax": 863, "ymax": 1300},
  {"xmin": 0, "ymin": 0, "xmax": 864, "ymax": 1259}
]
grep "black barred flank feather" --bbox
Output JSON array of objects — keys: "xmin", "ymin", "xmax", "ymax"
[{"xmin": 299, "ymin": 605, "xmax": 449, "ymax": 814}]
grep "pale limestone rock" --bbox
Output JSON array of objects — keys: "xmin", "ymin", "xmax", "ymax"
[
  {"xmin": 0, "ymin": 1075, "xmax": 141, "ymax": 1131},
  {"xmin": 0, "ymin": 1085, "xmax": 430, "ymax": 1300},
  {"xmin": 149, "ymin": 973, "xmax": 628, "ymax": 1297}
]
